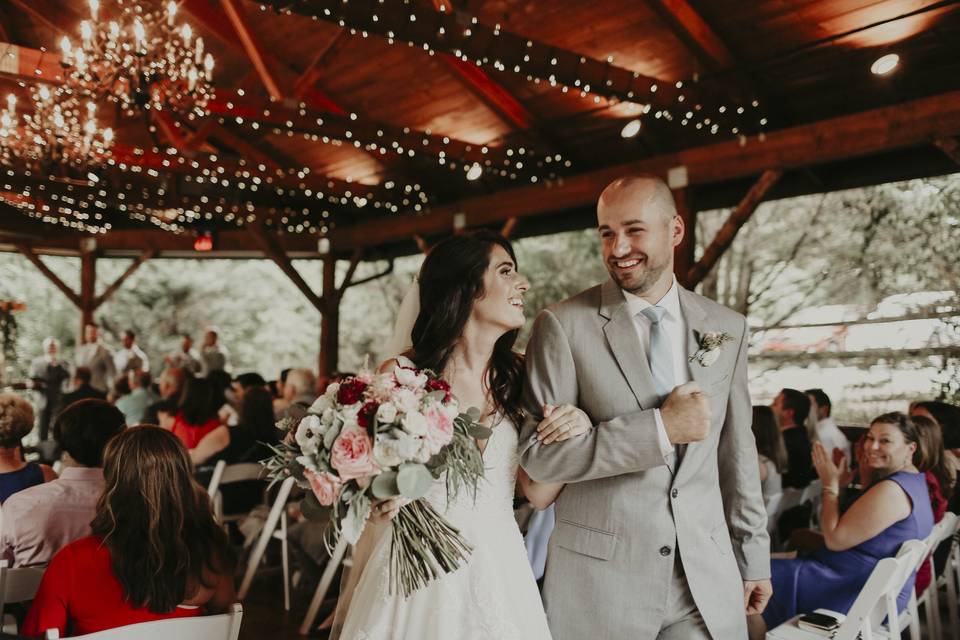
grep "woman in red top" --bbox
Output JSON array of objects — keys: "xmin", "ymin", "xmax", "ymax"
[
  {"xmin": 23, "ymin": 426, "xmax": 236, "ymax": 637},
  {"xmin": 170, "ymin": 376, "xmax": 223, "ymax": 449},
  {"xmin": 912, "ymin": 414, "xmax": 953, "ymax": 596}
]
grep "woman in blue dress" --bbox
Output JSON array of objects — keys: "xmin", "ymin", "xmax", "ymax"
[{"xmin": 759, "ymin": 412, "xmax": 933, "ymax": 633}]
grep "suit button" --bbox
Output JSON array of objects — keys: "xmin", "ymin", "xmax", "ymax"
[
  {"xmin": 659, "ymin": 546, "xmax": 672, "ymax": 557},
  {"xmin": 671, "ymin": 488, "xmax": 678, "ymax": 499}
]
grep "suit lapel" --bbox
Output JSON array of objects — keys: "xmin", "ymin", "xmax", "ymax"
[
  {"xmin": 676, "ymin": 287, "xmax": 718, "ymax": 481},
  {"xmin": 599, "ymin": 280, "xmax": 660, "ymax": 410}
]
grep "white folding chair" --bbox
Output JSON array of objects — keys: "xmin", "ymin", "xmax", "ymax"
[
  {"xmin": 299, "ymin": 536, "xmax": 349, "ymax": 635},
  {"xmin": 43, "ymin": 602, "xmax": 243, "ymax": 639},
  {"xmin": 937, "ymin": 513, "xmax": 960, "ymax": 640},
  {"xmin": 910, "ymin": 513, "xmax": 958, "ymax": 640},
  {"xmin": 237, "ymin": 475, "xmax": 296, "ymax": 611},
  {"xmin": 767, "ymin": 539, "xmax": 927, "ymax": 640},
  {"xmin": 205, "ymin": 461, "xmax": 266, "ymax": 523},
  {"xmin": 0, "ymin": 559, "xmax": 46, "ymax": 634}
]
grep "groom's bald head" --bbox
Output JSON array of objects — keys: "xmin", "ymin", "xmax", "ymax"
[{"xmin": 598, "ymin": 175, "xmax": 677, "ymax": 225}]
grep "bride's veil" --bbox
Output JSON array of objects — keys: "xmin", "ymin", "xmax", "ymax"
[{"xmin": 330, "ymin": 277, "xmax": 420, "ymax": 638}]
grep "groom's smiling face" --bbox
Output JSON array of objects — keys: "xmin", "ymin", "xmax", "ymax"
[{"xmin": 597, "ymin": 177, "xmax": 683, "ymax": 296}]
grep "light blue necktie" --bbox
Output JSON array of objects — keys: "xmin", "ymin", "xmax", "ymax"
[{"xmin": 640, "ymin": 306, "xmax": 676, "ymax": 405}]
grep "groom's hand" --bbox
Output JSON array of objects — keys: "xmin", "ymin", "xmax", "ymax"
[
  {"xmin": 743, "ymin": 579, "xmax": 772, "ymax": 615},
  {"xmin": 660, "ymin": 382, "xmax": 710, "ymax": 444}
]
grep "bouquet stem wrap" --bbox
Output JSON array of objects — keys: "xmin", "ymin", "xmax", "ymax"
[{"xmin": 389, "ymin": 499, "xmax": 473, "ymax": 598}]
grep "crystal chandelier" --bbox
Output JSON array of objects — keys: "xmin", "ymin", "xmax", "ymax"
[
  {"xmin": 59, "ymin": 0, "xmax": 214, "ymax": 118},
  {"xmin": 0, "ymin": 85, "xmax": 114, "ymax": 171}
]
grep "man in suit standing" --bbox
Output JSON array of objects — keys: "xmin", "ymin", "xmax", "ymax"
[
  {"xmin": 28, "ymin": 337, "xmax": 70, "ymax": 441},
  {"xmin": 74, "ymin": 324, "xmax": 115, "ymax": 394},
  {"xmin": 520, "ymin": 176, "xmax": 770, "ymax": 639}
]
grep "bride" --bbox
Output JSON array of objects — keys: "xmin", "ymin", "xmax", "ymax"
[{"xmin": 332, "ymin": 231, "xmax": 587, "ymax": 640}]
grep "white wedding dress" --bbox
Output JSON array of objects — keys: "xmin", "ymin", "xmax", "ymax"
[{"xmin": 332, "ymin": 417, "xmax": 553, "ymax": 640}]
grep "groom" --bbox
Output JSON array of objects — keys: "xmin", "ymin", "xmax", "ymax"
[{"xmin": 519, "ymin": 175, "xmax": 771, "ymax": 639}]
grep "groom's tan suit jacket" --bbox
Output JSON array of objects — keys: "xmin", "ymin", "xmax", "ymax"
[{"xmin": 519, "ymin": 280, "xmax": 770, "ymax": 640}]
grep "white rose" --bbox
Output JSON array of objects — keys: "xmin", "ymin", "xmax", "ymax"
[
  {"xmin": 394, "ymin": 366, "xmax": 428, "ymax": 390},
  {"xmin": 402, "ymin": 410, "xmax": 429, "ymax": 436},
  {"xmin": 414, "ymin": 438, "xmax": 433, "ymax": 463},
  {"xmin": 373, "ymin": 437, "xmax": 403, "ymax": 468},
  {"xmin": 309, "ymin": 395, "xmax": 333, "ymax": 414},
  {"xmin": 700, "ymin": 349, "xmax": 721, "ymax": 366},
  {"xmin": 376, "ymin": 402, "xmax": 398, "ymax": 424},
  {"xmin": 295, "ymin": 415, "xmax": 324, "ymax": 455},
  {"xmin": 442, "ymin": 401, "xmax": 460, "ymax": 420},
  {"xmin": 394, "ymin": 388, "xmax": 420, "ymax": 414},
  {"xmin": 394, "ymin": 431, "xmax": 423, "ymax": 460},
  {"xmin": 320, "ymin": 407, "xmax": 336, "ymax": 426},
  {"xmin": 324, "ymin": 382, "xmax": 340, "ymax": 399}
]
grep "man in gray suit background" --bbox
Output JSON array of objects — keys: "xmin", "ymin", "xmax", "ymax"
[{"xmin": 520, "ymin": 176, "xmax": 771, "ymax": 639}]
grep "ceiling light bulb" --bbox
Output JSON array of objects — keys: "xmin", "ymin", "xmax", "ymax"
[
  {"xmin": 620, "ymin": 119, "xmax": 642, "ymax": 138},
  {"xmin": 871, "ymin": 53, "xmax": 899, "ymax": 75},
  {"xmin": 466, "ymin": 162, "xmax": 483, "ymax": 181}
]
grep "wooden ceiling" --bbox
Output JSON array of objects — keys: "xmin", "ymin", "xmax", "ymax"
[{"xmin": 0, "ymin": 0, "xmax": 959, "ymax": 258}]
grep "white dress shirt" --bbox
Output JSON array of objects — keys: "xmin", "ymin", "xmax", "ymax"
[
  {"xmin": 815, "ymin": 416, "xmax": 852, "ymax": 460},
  {"xmin": 623, "ymin": 278, "xmax": 690, "ymax": 461},
  {"xmin": 114, "ymin": 345, "xmax": 150, "ymax": 374}
]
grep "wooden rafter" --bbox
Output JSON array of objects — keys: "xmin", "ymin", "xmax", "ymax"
[
  {"xmin": 328, "ymin": 89, "xmax": 960, "ymax": 250},
  {"xmin": 293, "ymin": 29, "xmax": 346, "ymax": 100},
  {"xmin": 686, "ymin": 169, "xmax": 783, "ymax": 286},
  {"xmin": 500, "ymin": 217, "xmax": 517, "ymax": 239},
  {"xmin": 248, "ymin": 221, "xmax": 325, "ymax": 311},
  {"xmin": 647, "ymin": 0, "xmax": 736, "ymax": 70},
  {"xmin": 935, "ymin": 137, "xmax": 960, "ymax": 166},
  {"xmin": 218, "ymin": 0, "xmax": 284, "ymax": 101},
  {"xmin": 14, "ymin": 243, "xmax": 81, "ymax": 307},
  {"xmin": 7, "ymin": 0, "xmax": 81, "ymax": 37},
  {"xmin": 93, "ymin": 249, "xmax": 157, "ymax": 309}
]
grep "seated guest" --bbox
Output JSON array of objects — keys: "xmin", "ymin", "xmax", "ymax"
[
  {"xmin": 752, "ymin": 405, "xmax": 787, "ymax": 499},
  {"xmin": 911, "ymin": 401, "xmax": 960, "ymax": 504},
  {"xmin": 806, "ymin": 388, "xmax": 852, "ymax": 460},
  {"xmin": 231, "ymin": 372, "xmax": 267, "ymax": 406},
  {"xmin": 0, "ymin": 400, "xmax": 125, "ymax": 567},
  {"xmin": 0, "ymin": 394, "xmax": 56, "ymax": 504},
  {"xmin": 281, "ymin": 368, "xmax": 317, "ymax": 422},
  {"xmin": 170, "ymin": 377, "xmax": 222, "ymax": 450},
  {"xmin": 912, "ymin": 413, "xmax": 951, "ymax": 595},
  {"xmin": 272, "ymin": 368, "xmax": 292, "ymax": 420},
  {"xmin": 22, "ymin": 426, "xmax": 236, "ymax": 637},
  {"xmin": 758, "ymin": 412, "xmax": 933, "ymax": 632},
  {"xmin": 772, "ymin": 388, "xmax": 816, "ymax": 489},
  {"xmin": 60, "ymin": 367, "xmax": 107, "ymax": 408},
  {"xmin": 115, "ymin": 371, "xmax": 157, "ymax": 425},
  {"xmin": 107, "ymin": 374, "xmax": 131, "ymax": 405}
]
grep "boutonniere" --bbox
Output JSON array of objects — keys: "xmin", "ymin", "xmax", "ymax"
[{"xmin": 689, "ymin": 331, "xmax": 734, "ymax": 367}]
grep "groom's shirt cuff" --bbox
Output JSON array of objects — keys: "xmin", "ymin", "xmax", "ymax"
[{"xmin": 653, "ymin": 409, "xmax": 674, "ymax": 458}]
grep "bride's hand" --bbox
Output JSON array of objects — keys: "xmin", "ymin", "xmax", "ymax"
[
  {"xmin": 369, "ymin": 496, "xmax": 408, "ymax": 523},
  {"xmin": 537, "ymin": 404, "xmax": 592, "ymax": 444}
]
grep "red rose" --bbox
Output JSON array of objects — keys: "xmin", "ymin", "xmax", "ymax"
[
  {"xmin": 357, "ymin": 401, "xmax": 379, "ymax": 429},
  {"xmin": 337, "ymin": 378, "xmax": 368, "ymax": 406},
  {"xmin": 426, "ymin": 378, "xmax": 451, "ymax": 393}
]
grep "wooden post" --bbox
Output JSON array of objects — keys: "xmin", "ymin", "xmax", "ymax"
[
  {"xmin": 79, "ymin": 241, "xmax": 97, "ymax": 343},
  {"xmin": 673, "ymin": 189, "xmax": 696, "ymax": 289},
  {"xmin": 319, "ymin": 256, "xmax": 339, "ymax": 377}
]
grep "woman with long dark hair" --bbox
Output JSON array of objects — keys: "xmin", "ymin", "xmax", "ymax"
[
  {"xmin": 334, "ymin": 231, "xmax": 573, "ymax": 639},
  {"xmin": 23, "ymin": 426, "xmax": 236, "ymax": 636},
  {"xmin": 752, "ymin": 405, "xmax": 788, "ymax": 499}
]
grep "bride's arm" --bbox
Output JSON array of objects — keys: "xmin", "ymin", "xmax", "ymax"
[{"xmin": 518, "ymin": 466, "xmax": 563, "ymax": 510}]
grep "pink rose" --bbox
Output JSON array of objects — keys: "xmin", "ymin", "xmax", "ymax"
[
  {"xmin": 305, "ymin": 469, "xmax": 342, "ymax": 506},
  {"xmin": 423, "ymin": 405, "xmax": 455, "ymax": 455},
  {"xmin": 330, "ymin": 426, "xmax": 380, "ymax": 483}
]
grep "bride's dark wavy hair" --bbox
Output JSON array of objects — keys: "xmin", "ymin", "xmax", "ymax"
[{"xmin": 409, "ymin": 230, "xmax": 525, "ymax": 428}]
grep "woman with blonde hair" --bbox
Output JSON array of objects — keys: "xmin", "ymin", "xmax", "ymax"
[
  {"xmin": 23, "ymin": 426, "xmax": 236, "ymax": 637},
  {"xmin": 0, "ymin": 392, "xmax": 56, "ymax": 503}
]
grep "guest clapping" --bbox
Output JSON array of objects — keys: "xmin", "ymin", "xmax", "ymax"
[
  {"xmin": 759, "ymin": 412, "xmax": 933, "ymax": 631},
  {"xmin": 22, "ymin": 426, "xmax": 236, "ymax": 637}
]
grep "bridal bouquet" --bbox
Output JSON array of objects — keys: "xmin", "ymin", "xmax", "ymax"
[{"xmin": 264, "ymin": 357, "xmax": 491, "ymax": 597}]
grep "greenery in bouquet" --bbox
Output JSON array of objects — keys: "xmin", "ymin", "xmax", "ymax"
[{"xmin": 263, "ymin": 357, "xmax": 492, "ymax": 597}]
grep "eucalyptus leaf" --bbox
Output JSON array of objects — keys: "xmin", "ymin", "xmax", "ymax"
[
  {"xmin": 300, "ymin": 491, "xmax": 330, "ymax": 522},
  {"xmin": 372, "ymin": 471, "xmax": 400, "ymax": 498},
  {"xmin": 323, "ymin": 423, "xmax": 342, "ymax": 449},
  {"xmin": 465, "ymin": 407, "xmax": 481, "ymax": 421},
  {"xmin": 397, "ymin": 463, "xmax": 434, "ymax": 499},
  {"xmin": 467, "ymin": 424, "xmax": 493, "ymax": 439},
  {"xmin": 341, "ymin": 494, "xmax": 371, "ymax": 545}
]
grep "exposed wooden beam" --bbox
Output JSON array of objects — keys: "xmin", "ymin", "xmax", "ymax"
[
  {"xmin": 14, "ymin": 243, "xmax": 81, "ymax": 307},
  {"xmin": 500, "ymin": 217, "xmax": 517, "ymax": 239},
  {"xmin": 319, "ymin": 255, "xmax": 339, "ymax": 376},
  {"xmin": 0, "ymin": 42, "xmax": 65, "ymax": 84},
  {"xmin": 328, "ymin": 90, "xmax": 960, "ymax": 250},
  {"xmin": 248, "ymin": 221, "xmax": 325, "ymax": 311},
  {"xmin": 7, "ymin": 0, "xmax": 81, "ymax": 37},
  {"xmin": 218, "ymin": 0, "xmax": 284, "ymax": 101},
  {"xmin": 93, "ymin": 249, "xmax": 157, "ymax": 309},
  {"xmin": 686, "ymin": 169, "xmax": 782, "ymax": 286},
  {"xmin": 336, "ymin": 249, "xmax": 363, "ymax": 299},
  {"xmin": 293, "ymin": 29, "xmax": 346, "ymax": 100},
  {"xmin": 935, "ymin": 137, "xmax": 960, "ymax": 166},
  {"xmin": 647, "ymin": 0, "xmax": 736, "ymax": 70}
]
